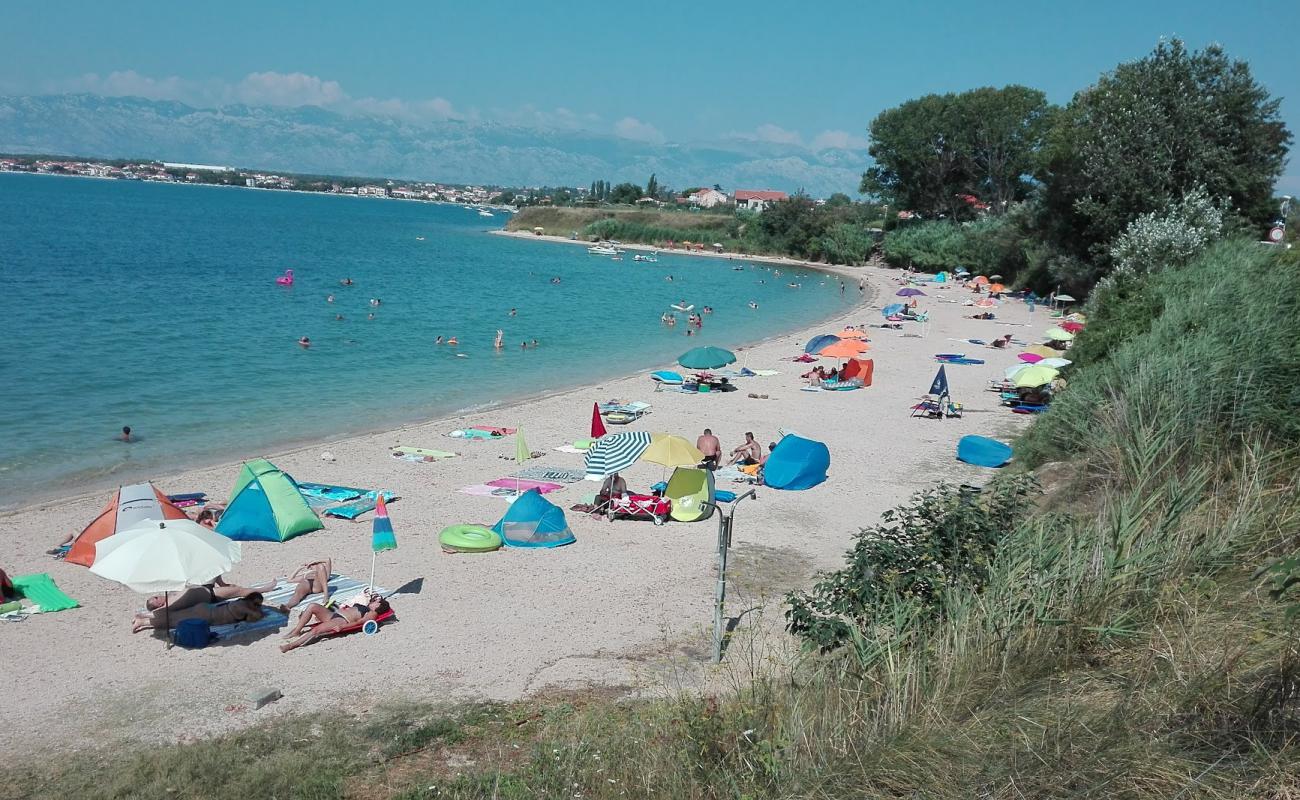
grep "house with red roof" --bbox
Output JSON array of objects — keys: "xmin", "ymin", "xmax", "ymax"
[{"xmin": 734, "ymin": 189, "xmax": 788, "ymax": 212}]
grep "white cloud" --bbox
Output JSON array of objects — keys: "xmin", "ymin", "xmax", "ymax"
[
  {"xmin": 751, "ymin": 123, "xmax": 803, "ymax": 145},
  {"xmin": 52, "ymin": 70, "xmax": 196, "ymax": 102},
  {"xmin": 228, "ymin": 71, "xmax": 346, "ymax": 107},
  {"xmin": 613, "ymin": 116, "xmax": 665, "ymax": 144},
  {"xmin": 810, "ymin": 129, "xmax": 869, "ymax": 151}
]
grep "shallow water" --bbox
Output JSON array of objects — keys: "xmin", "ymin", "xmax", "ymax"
[{"xmin": 0, "ymin": 173, "xmax": 848, "ymax": 505}]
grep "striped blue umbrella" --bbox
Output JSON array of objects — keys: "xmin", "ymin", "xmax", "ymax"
[{"xmin": 584, "ymin": 431, "xmax": 653, "ymax": 480}]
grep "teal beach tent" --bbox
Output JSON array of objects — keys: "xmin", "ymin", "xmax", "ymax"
[
  {"xmin": 763, "ymin": 434, "xmax": 830, "ymax": 490},
  {"xmin": 216, "ymin": 458, "xmax": 323, "ymax": 542},
  {"xmin": 491, "ymin": 489, "xmax": 575, "ymax": 548}
]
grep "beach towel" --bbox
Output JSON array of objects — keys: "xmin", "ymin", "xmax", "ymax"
[
  {"xmin": 391, "ymin": 446, "xmax": 456, "ymax": 462},
  {"xmin": 449, "ymin": 428, "xmax": 502, "ymax": 440},
  {"xmin": 472, "ymin": 426, "xmax": 516, "ymax": 435},
  {"xmin": 937, "ymin": 357, "xmax": 986, "ymax": 365},
  {"xmin": 323, "ymin": 491, "xmax": 397, "ymax": 520},
  {"xmin": 11, "ymin": 573, "xmax": 79, "ymax": 612},
  {"xmin": 513, "ymin": 467, "xmax": 586, "ymax": 484},
  {"xmin": 749, "ymin": 369, "xmax": 779, "ymax": 377},
  {"xmin": 298, "ymin": 483, "xmax": 366, "ymax": 503},
  {"xmin": 459, "ymin": 483, "xmax": 563, "ymax": 497},
  {"xmin": 486, "ymin": 478, "xmax": 564, "ymax": 492},
  {"xmin": 210, "ymin": 574, "xmax": 389, "ymax": 641},
  {"xmin": 552, "ymin": 445, "xmax": 587, "ymax": 454},
  {"xmin": 167, "ymin": 492, "xmax": 208, "ymax": 508}
]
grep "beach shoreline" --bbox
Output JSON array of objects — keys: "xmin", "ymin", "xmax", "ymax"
[{"xmin": 3, "ymin": 237, "xmax": 868, "ymax": 517}]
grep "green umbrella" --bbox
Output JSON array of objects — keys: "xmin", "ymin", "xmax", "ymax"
[
  {"xmin": 678, "ymin": 346, "xmax": 736, "ymax": 370},
  {"xmin": 1044, "ymin": 327, "xmax": 1074, "ymax": 341},
  {"xmin": 1012, "ymin": 365, "xmax": 1059, "ymax": 388}
]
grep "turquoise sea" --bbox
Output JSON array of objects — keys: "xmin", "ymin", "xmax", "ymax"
[{"xmin": 0, "ymin": 173, "xmax": 846, "ymax": 506}]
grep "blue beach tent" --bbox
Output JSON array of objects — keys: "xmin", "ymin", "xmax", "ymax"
[
  {"xmin": 216, "ymin": 458, "xmax": 324, "ymax": 542},
  {"xmin": 763, "ymin": 434, "xmax": 830, "ymax": 490},
  {"xmin": 491, "ymin": 489, "xmax": 575, "ymax": 548}
]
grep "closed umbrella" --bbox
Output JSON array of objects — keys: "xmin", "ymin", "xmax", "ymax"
[
  {"xmin": 641, "ymin": 434, "xmax": 704, "ymax": 468},
  {"xmin": 1044, "ymin": 327, "xmax": 1074, "ymax": 341},
  {"xmin": 896, "ymin": 288, "xmax": 926, "ymax": 297},
  {"xmin": 590, "ymin": 403, "xmax": 607, "ymax": 439},
  {"xmin": 817, "ymin": 339, "xmax": 869, "ymax": 358},
  {"xmin": 1012, "ymin": 365, "xmax": 1059, "ymax": 388},
  {"xmin": 678, "ymin": 346, "xmax": 736, "ymax": 370},
  {"xmin": 584, "ymin": 431, "xmax": 653, "ymax": 480},
  {"xmin": 804, "ymin": 334, "xmax": 840, "ymax": 354}
]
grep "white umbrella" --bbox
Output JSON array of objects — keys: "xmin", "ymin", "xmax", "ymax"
[
  {"xmin": 91, "ymin": 519, "xmax": 242, "ymax": 593},
  {"xmin": 1039, "ymin": 357, "xmax": 1072, "ymax": 368}
]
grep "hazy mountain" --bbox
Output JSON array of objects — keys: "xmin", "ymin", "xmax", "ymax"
[{"xmin": 0, "ymin": 94, "xmax": 869, "ymax": 196}]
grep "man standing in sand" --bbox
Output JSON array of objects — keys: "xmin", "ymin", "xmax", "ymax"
[{"xmin": 696, "ymin": 428, "xmax": 721, "ymax": 469}]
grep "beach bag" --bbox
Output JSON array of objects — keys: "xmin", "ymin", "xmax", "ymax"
[{"xmin": 174, "ymin": 618, "xmax": 212, "ymax": 649}]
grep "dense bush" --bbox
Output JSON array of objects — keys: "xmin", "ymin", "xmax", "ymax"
[{"xmin": 881, "ymin": 214, "xmax": 1031, "ymax": 280}]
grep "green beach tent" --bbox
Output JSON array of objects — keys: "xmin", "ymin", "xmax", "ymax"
[{"xmin": 215, "ymin": 458, "xmax": 323, "ymax": 542}]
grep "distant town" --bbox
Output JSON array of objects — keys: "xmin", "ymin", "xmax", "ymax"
[{"xmin": 0, "ymin": 154, "xmax": 800, "ymax": 212}]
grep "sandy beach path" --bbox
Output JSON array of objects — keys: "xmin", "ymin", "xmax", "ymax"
[{"xmin": 0, "ymin": 263, "xmax": 1037, "ymax": 756}]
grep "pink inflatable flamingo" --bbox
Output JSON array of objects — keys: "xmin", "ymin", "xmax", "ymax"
[{"xmin": 275, "ymin": 269, "xmax": 295, "ymax": 286}]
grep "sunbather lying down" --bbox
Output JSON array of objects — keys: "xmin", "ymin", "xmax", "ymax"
[
  {"xmin": 132, "ymin": 593, "xmax": 274, "ymax": 633},
  {"xmin": 280, "ymin": 591, "xmax": 391, "ymax": 653},
  {"xmin": 145, "ymin": 576, "xmax": 276, "ymax": 611}
]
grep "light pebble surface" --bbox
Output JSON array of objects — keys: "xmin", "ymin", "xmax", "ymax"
[{"xmin": 0, "ymin": 258, "xmax": 1036, "ymax": 756}]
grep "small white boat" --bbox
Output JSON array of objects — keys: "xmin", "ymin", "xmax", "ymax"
[
  {"xmin": 478, "ymin": 210, "xmax": 494, "ymax": 217},
  {"xmin": 633, "ymin": 254, "xmax": 658, "ymax": 263},
  {"xmin": 588, "ymin": 244, "xmax": 618, "ymax": 255}
]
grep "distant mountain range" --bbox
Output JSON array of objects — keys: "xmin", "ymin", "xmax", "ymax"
[{"xmin": 0, "ymin": 94, "xmax": 870, "ymax": 196}]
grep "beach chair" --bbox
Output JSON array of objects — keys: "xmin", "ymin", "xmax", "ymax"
[
  {"xmin": 600, "ymin": 401, "xmax": 652, "ymax": 424},
  {"xmin": 301, "ymin": 608, "xmax": 396, "ymax": 640},
  {"xmin": 606, "ymin": 494, "xmax": 672, "ymax": 524},
  {"xmin": 650, "ymin": 371, "xmax": 683, "ymax": 392}
]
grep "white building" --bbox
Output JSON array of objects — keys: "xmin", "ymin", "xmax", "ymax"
[{"xmin": 688, "ymin": 188, "xmax": 728, "ymax": 208}]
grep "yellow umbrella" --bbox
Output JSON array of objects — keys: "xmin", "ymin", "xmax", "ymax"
[
  {"xmin": 1012, "ymin": 365, "xmax": 1059, "ymax": 388},
  {"xmin": 1026, "ymin": 345, "xmax": 1057, "ymax": 358},
  {"xmin": 818, "ymin": 339, "xmax": 870, "ymax": 358},
  {"xmin": 641, "ymin": 434, "xmax": 704, "ymax": 468},
  {"xmin": 1044, "ymin": 327, "xmax": 1074, "ymax": 341}
]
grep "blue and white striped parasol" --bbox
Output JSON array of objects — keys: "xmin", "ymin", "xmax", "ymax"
[{"xmin": 584, "ymin": 431, "xmax": 653, "ymax": 481}]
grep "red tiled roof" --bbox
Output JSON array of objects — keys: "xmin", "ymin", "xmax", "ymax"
[{"xmin": 735, "ymin": 190, "xmax": 788, "ymax": 201}]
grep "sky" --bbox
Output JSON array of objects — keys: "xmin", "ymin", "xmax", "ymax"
[{"xmin": 1, "ymin": 1, "xmax": 1297, "ymax": 191}]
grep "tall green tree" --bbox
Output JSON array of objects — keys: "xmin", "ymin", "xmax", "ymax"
[
  {"xmin": 646, "ymin": 173, "xmax": 658, "ymax": 200},
  {"xmin": 608, "ymin": 182, "xmax": 642, "ymax": 205},
  {"xmin": 1039, "ymin": 39, "xmax": 1291, "ymax": 265},
  {"xmin": 862, "ymin": 86, "xmax": 1049, "ymax": 220}
]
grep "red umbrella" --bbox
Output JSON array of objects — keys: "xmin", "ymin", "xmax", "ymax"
[
  {"xmin": 590, "ymin": 402, "xmax": 607, "ymax": 439},
  {"xmin": 1060, "ymin": 321, "xmax": 1085, "ymax": 334}
]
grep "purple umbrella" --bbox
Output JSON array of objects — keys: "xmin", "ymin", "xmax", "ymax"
[{"xmin": 896, "ymin": 288, "xmax": 927, "ymax": 297}]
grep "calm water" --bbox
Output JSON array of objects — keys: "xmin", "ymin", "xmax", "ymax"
[{"xmin": 0, "ymin": 173, "xmax": 845, "ymax": 505}]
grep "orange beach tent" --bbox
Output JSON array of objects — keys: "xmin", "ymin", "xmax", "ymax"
[
  {"xmin": 841, "ymin": 358, "xmax": 874, "ymax": 386},
  {"xmin": 66, "ymin": 482, "xmax": 190, "ymax": 566}
]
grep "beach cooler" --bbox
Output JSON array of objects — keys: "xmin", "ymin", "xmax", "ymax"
[
  {"xmin": 174, "ymin": 618, "xmax": 213, "ymax": 649},
  {"xmin": 607, "ymin": 494, "xmax": 672, "ymax": 525}
]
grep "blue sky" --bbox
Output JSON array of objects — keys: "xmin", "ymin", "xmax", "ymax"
[{"xmin": 2, "ymin": 1, "xmax": 1296, "ymax": 189}]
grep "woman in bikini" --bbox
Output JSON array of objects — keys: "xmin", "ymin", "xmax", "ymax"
[
  {"xmin": 279, "ymin": 592, "xmax": 390, "ymax": 653},
  {"xmin": 278, "ymin": 559, "xmax": 333, "ymax": 612}
]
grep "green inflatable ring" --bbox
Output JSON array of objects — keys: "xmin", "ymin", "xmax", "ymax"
[{"xmin": 439, "ymin": 524, "xmax": 502, "ymax": 553}]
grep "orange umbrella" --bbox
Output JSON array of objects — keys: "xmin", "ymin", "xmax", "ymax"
[
  {"xmin": 818, "ymin": 339, "xmax": 869, "ymax": 358},
  {"xmin": 989, "ymin": 283, "xmax": 1005, "ymax": 293},
  {"xmin": 835, "ymin": 328, "xmax": 868, "ymax": 340},
  {"xmin": 974, "ymin": 298, "xmax": 997, "ymax": 308},
  {"xmin": 973, "ymin": 275, "xmax": 989, "ymax": 286}
]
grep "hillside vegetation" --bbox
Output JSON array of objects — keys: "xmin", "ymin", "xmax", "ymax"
[{"xmin": 11, "ymin": 239, "xmax": 1300, "ymax": 800}]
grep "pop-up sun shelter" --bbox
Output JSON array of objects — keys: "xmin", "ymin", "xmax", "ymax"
[
  {"xmin": 215, "ymin": 458, "xmax": 323, "ymax": 542},
  {"xmin": 491, "ymin": 488, "xmax": 575, "ymax": 548},
  {"xmin": 67, "ymin": 482, "xmax": 190, "ymax": 567},
  {"xmin": 763, "ymin": 434, "xmax": 830, "ymax": 490}
]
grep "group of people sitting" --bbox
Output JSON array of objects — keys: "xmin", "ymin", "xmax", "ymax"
[
  {"xmin": 697, "ymin": 429, "xmax": 774, "ymax": 478},
  {"xmin": 127, "ymin": 557, "xmax": 391, "ymax": 654}
]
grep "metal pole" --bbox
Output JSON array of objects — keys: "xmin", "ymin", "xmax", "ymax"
[{"xmin": 711, "ymin": 489, "xmax": 756, "ymax": 663}]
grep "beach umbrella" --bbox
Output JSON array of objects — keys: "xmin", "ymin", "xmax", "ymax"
[
  {"xmin": 882, "ymin": 303, "xmax": 906, "ymax": 317},
  {"xmin": 1039, "ymin": 357, "xmax": 1072, "ymax": 368},
  {"xmin": 1018, "ymin": 352, "xmax": 1044, "ymax": 363},
  {"xmin": 1059, "ymin": 321, "xmax": 1085, "ymax": 334},
  {"xmin": 1054, "ymin": 294, "xmax": 1077, "ymax": 303},
  {"xmin": 369, "ymin": 495, "xmax": 397, "ymax": 588},
  {"xmin": 1044, "ymin": 327, "xmax": 1074, "ymax": 342},
  {"xmin": 896, "ymin": 288, "xmax": 926, "ymax": 297},
  {"xmin": 804, "ymin": 334, "xmax": 841, "ymax": 354},
  {"xmin": 641, "ymin": 434, "xmax": 704, "ymax": 468},
  {"xmin": 91, "ymin": 519, "xmax": 242, "ymax": 593},
  {"xmin": 1025, "ymin": 345, "xmax": 1058, "ymax": 358},
  {"xmin": 584, "ymin": 430, "xmax": 653, "ymax": 480},
  {"xmin": 989, "ymin": 274, "xmax": 1003, "ymax": 281},
  {"xmin": 955, "ymin": 267, "xmax": 970, "ymax": 275},
  {"xmin": 989, "ymin": 283, "xmax": 1005, "ymax": 293},
  {"xmin": 973, "ymin": 276, "xmax": 989, "ymax": 286},
  {"xmin": 589, "ymin": 403, "xmax": 607, "ymax": 439},
  {"xmin": 1004, "ymin": 364, "xmax": 1030, "ymax": 379},
  {"xmin": 1012, "ymin": 365, "xmax": 1059, "ymax": 388},
  {"xmin": 91, "ymin": 518, "xmax": 243, "ymax": 645},
  {"xmin": 817, "ymin": 339, "xmax": 869, "ymax": 358},
  {"xmin": 836, "ymin": 328, "xmax": 868, "ymax": 340},
  {"xmin": 678, "ymin": 346, "xmax": 736, "ymax": 370},
  {"xmin": 974, "ymin": 298, "xmax": 997, "ymax": 308}
]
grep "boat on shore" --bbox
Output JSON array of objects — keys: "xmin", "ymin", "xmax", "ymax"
[{"xmin": 588, "ymin": 244, "xmax": 618, "ymax": 256}]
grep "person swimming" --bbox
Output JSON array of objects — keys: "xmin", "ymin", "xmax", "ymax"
[
  {"xmin": 531, "ymin": 339, "xmax": 538, "ymax": 348},
  {"xmin": 367, "ymin": 313, "xmax": 375, "ymax": 320},
  {"xmin": 340, "ymin": 278, "xmax": 354, "ymax": 286},
  {"xmin": 702, "ymin": 306, "xmax": 713, "ymax": 313},
  {"xmin": 326, "ymin": 294, "xmax": 335, "ymax": 303},
  {"xmin": 495, "ymin": 330, "xmax": 504, "ymax": 349},
  {"xmin": 447, "ymin": 337, "xmax": 458, "ymax": 346},
  {"xmin": 118, "ymin": 425, "xmax": 133, "ymax": 443},
  {"xmin": 748, "ymin": 301, "xmax": 758, "ymax": 309},
  {"xmin": 370, "ymin": 298, "xmax": 381, "ymax": 306},
  {"xmin": 298, "ymin": 336, "xmax": 311, "ymax": 348},
  {"xmin": 435, "ymin": 336, "xmax": 443, "ymax": 344},
  {"xmin": 550, "ymin": 277, "xmax": 561, "ymax": 284},
  {"xmin": 509, "ymin": 308, "xmax": 517, "ymax": 317},
  {"xmin": 334, "ymin": 313, "xmax": 345, "ymax": 321}
]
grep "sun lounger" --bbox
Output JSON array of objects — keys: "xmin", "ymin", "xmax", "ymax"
[{"xmin": 650, "ymin": 371, "xmax": 683, "ymax": 391}]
